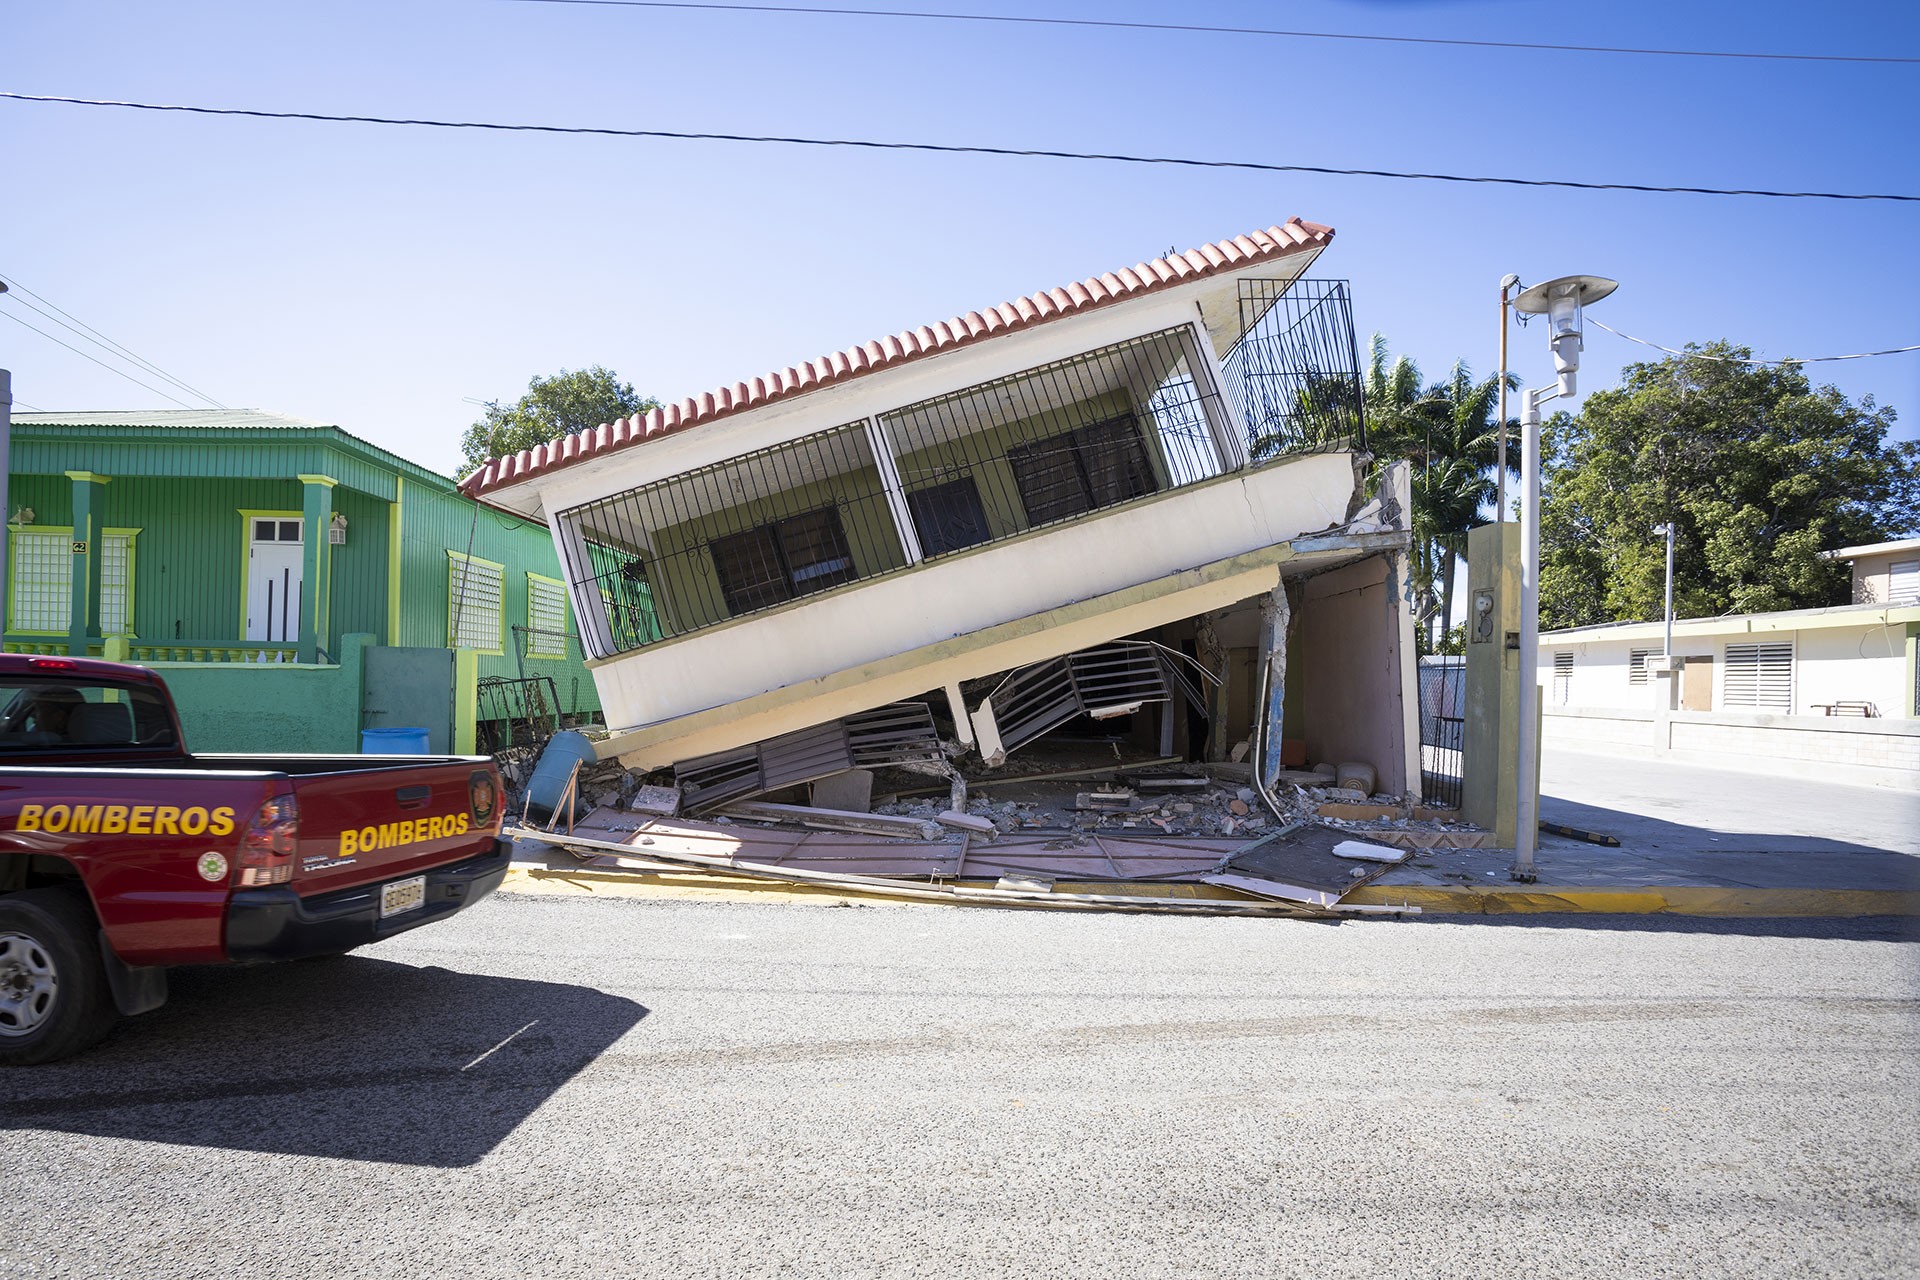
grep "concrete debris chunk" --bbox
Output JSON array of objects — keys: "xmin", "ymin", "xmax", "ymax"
[
  {"xmin": 936, "ymin": 810, "xmax": 998, "ymax": 838},
  {"xmin": 1333, "ymin": 839, "xmax": 1409, "ymax": 863},
  {"xmin": 628, "ymin": 784, "xmax": 683, "ymax": 817}
]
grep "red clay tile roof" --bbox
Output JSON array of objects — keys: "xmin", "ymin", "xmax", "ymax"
[{"xmin": 460, "ymin": 218, "xmax": 1333, "ymax": 499}]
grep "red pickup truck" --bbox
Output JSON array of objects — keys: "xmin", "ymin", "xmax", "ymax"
[{"xmin": 0, "ymin": 653, "xmax": 511, "ymax": 1064}]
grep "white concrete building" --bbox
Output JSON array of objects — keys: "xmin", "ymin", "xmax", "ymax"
[
  {"xmin": 1824, "ymin": 536, "xmax": 1920, "ymax": 607},
  {"xmin": 462, "ymin": 220, "xmax": 1423, "ymax": 799},
  {"xmin": 1538, "ymin": 601, "xmax": 1920, "ymax": 789}
]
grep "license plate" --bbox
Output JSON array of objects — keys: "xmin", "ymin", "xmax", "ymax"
[{"xmin": 380, "ymin": 876, "xmax": 426, "ymax": 918}]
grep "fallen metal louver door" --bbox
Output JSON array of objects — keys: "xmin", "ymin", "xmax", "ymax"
[
  {"xmin": 676, "ymin": 701, "xmax": 944, "ymax": 812},
  {"xmin": 973, "ymin": 641, "xmax": 1209, "ymax": 762}
]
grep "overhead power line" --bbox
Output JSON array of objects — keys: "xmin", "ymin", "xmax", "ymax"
[
  {"xmin": 0, "ymin": 309, "xmax": 201, "ymax": 408},
  {"xmin": 0, "ymin": 272, "xmax": 228, "ymax": 408},
  {"xmin": 492, "ymin": 0, "xmax": 1920, "ymax": 66},
  {"xmin": 1588, "ymin": 318, "xmax": 1920, "ymax": 364},
  {"xmin": 4, "ymin": 92, "xmax": 1915, "ymax": 203}
]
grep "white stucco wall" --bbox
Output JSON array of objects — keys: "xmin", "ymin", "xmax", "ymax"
[
  {"xmin": 591, "ymin": 451, "xmax": 1356, "ymax": 733},
  {"xmin": 1541, "ymin": 614, "xmax": 1912, "ymax": 718}
]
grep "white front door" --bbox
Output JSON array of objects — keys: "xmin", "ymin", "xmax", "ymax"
[{"xmin": 246, "ymin": 517, "xmax": 305, "ymax": 642}]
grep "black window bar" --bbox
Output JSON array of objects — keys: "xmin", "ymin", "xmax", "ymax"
[
  {"xmin": 555, "ymin": 421, "xmax": 904, "ymax": 657},
  {"xmin": 1220, "ymin": 278, "xmax": 1366, "ymax": 460}
]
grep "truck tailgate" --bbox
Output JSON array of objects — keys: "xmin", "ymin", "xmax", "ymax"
[{"xmin": 290, "ymin": 760, "xmax": 502, "ymax": 893}]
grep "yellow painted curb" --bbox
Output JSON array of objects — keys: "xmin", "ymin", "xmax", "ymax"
[
  {"xmin": 1343, "ymin": 884, "xmax": 1920, "ymax": 917},
  {"xmin": 501, "ymin": 867, "xmax": 1920, "ymax": 918}
]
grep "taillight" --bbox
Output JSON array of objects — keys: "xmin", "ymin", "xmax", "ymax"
[{"xmin": 239, "ymin": 792, "xmax": 299, "ymax": 886}]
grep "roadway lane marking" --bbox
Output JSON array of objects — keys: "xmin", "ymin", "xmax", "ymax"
[{"xmin": 463, "ymin": 1019, "xmax": 539, "ymax": 1071}]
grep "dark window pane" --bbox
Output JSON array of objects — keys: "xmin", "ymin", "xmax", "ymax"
[
  {"xmin": 1074, "ymin": 415, "xmax": 1158, "ymax": 507},
  {"xmin": 279, "ymin": 521, "xmax": 302, "ymax": 542},
  {"xmin": 1008, "ymin": 437, "xmax": 1092, "ymax": 525},
  {"xmin": 253, "ymin": 519, "xmax": 277, "ymax": 541},
  {"xmin": 907, "ymin": 478, "xmax": 991, "ymax": 556},
  {"xmin": 777, "ymin": 509, "xmax": 854, "ymax": 594},
  {"xmin": 712, "ymin": 526, "xmax": 791, "ymax": 614}
]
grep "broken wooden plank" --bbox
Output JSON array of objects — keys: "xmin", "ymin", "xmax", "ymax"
[{"xmin": 721, "ymin": 800, "xmax": 942, "ymax": 840}]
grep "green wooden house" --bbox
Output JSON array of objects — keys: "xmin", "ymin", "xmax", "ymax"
[{"xmin": 3, "ymin": 410, "xmax": 601, "ymax": 753}]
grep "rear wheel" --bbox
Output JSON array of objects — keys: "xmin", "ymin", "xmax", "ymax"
[{"xmin": 0, "ymin": 887, "xmax": 117, "ymax": 1066}]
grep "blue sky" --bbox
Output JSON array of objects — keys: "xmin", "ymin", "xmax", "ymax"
[{"xmin": 5, "ymin": 0, "xmax": 1917, "ymax": 478}]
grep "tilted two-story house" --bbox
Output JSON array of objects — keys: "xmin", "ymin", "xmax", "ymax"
[{"xmin": 461, "ymin": 220, "xmax": 1423, "ymax": 800}]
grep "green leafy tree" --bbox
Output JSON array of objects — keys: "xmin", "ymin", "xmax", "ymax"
[
  {"xmin": 1539, "ymin": 344, "xmax": 1916, "ymax": 629},
  {"xmin": 458, "ymin": 366, "xmax": 659, "ymax": 474}
]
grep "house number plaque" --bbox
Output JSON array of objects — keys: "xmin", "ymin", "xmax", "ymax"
[{"xmin": 71, "ymin": 540, "xmax": 89, "ymax": 554}]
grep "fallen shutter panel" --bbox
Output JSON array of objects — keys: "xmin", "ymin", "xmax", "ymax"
[{"xmin": 677, "ymin": 702, "xmax": 943, "ymax": 812}]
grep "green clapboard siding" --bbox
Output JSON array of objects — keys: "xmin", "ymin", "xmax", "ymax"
[{"xmin": 5, "ymin": 420, "xmax": 601, "ymax": 718}]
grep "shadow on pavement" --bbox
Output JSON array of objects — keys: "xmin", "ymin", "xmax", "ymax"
[
  {"xmin": 1540, "ymin": 793, "xmax": 1916, "ymax": 861},
  {"xmin": 1374, "ymin": 914, "xmax": 1920, "ymax": 942},
  {"xmin": 0, "ymin": 957, "xmax": 646, "ymax": 1167}
]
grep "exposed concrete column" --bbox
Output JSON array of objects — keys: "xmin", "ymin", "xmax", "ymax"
[
  {"xmin": 1255, "ymin": 580, "xmax": 1290, "ymax": 794},
  {"xmin": 297, "ymin": 474, "xmax": 338, "ymax": 663},
  {"xmin": 65, "ymin": 470, "xmax": 110, "ymax": 656},
  {"xmin": 1195, "ymin": 612, "xmax": 1232, "ymax": 762}
]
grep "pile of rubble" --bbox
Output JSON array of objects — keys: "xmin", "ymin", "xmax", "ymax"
[{"xmin": 505, "ymin": 731, "xmax": 1486, "ymax": 853}]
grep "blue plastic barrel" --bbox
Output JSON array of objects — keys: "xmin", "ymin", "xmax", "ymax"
[
  {"xmin": 361, "ymin": 726, "xmax": 431, "ymax": 754},
  {"xmin": 525, "ymin": 730, "xmax": 600, "ymax": 817}
]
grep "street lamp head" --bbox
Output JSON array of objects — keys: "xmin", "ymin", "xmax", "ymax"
[
  {"xmin": 1500, "ymin": 272, "xmax": 1521, "ymax": 292},
  {"xmin": 1515, "ymin": 274, "xmax": 1617, "ymax": 396}
]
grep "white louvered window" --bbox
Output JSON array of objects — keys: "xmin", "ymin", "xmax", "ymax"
[
  {"xmin": 1890, "ymin": 559, "xmax": 1919, "ymax": 605},
  {"xmin": 1628, "ymin": 647, "xmax": 1657, "ymax": 686},
  {"xmin": 7, "ymin": 529, "xmax": 133, "ymax": 634},
  {"xmin": 101, "ymin": 532, "xmax": 133, "ymax": 635},
  {"xmin": 527, "ymin": 575, "xmax": 568, "ymax": 658},
  {"xmin": 9, "ymin": 530, "xmax": 67, "ymax": 632},
  {"xmin": 448, "ymin": 552, "xmax": 504, "ymax": 653},
  {"xmin": 1552, "ymin": 651, "xmax": 1573, "ymax": 705},
  {"xmin": 1723, "ymin": 641, "xmax": 1793, "ymax": 712}
]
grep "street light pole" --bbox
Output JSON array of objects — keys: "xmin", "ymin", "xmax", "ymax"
[
  {"xmin": 1497, "ymin": 275, "xmax": 1520, "ymax": 523},
  {"xmin": 1655, "ymin": 521, "xmax": 1676, "ymax": 658},
  {"xmin": 1509, "ymin": 274, "xmax": 1617, "ymax": 882}
]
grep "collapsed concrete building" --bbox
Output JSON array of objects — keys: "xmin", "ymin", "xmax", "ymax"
[{"xmin": 459, "ymin": 219, "xmax": 1420, "ymax": 809}]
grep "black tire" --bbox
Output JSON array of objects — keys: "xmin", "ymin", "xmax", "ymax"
[{"xmin": 0, "ymin": 886, "xmax": 118, "ymax": 1066}]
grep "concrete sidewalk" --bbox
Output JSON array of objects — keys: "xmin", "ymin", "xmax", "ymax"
[
  {"xmin": 1349, "ymin": 748, "xmax": 1919, "ymax": 915},
  {"xmin": 500, "ymin": 747, "xmax": 1919, "ymax": 917}
]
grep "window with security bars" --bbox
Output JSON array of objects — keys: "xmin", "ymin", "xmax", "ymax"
[
  {"xmin": 1552, "ymin": 651, "xmax": 1573, "ymax": 705},
  {"xmin": 1007, "ymin": 415, "xmax": 1159, "ymax": 526},
  {"xmin": 1628, "ymin": 647, "xmax": 1657, "ymax": 685},
  {"xmin": 711, "ymin": 507, "xmax": 855, "ymax": 615},
  {"xmin": 448, "ymin": 553, "xmax": 504, "ymax": 652},
  {"xmin": 7, "ymin": 529, "xmax": 134, "ymax": 634},
  {"xmin": 1723, "ymin": 641, "xmax": 1792, "ymax": 712},
  {"xmin": 526, "ymin": 575, "xmax": 568, "ymax": 658}
]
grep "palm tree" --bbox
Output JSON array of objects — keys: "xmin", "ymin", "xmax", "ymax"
[{"xmin": 1363, "ymin": 337, "xmax": 1516, "ymax": 651}]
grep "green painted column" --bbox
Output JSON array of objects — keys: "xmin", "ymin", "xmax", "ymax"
[
  {"xmin": 65, "ymin": 471, "xmax": 110, "ymax": 656},
  {"xmin": 298, "ymin": 474, "xmax": 337, "ymax": 664}
]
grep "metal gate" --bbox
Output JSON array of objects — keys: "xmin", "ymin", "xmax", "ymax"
[
  {"xmin": 1417, "ymin": 656, "xmax": 1464, "ymax": 809},
  {"xmin": 363, "ymin": 646, "xmax": 455, "ymax": 753}
]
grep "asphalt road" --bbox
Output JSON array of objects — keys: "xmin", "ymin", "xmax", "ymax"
[{"xmin": 4, "ymin": 895, "xmax": 1916, "ymax": 1279}]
